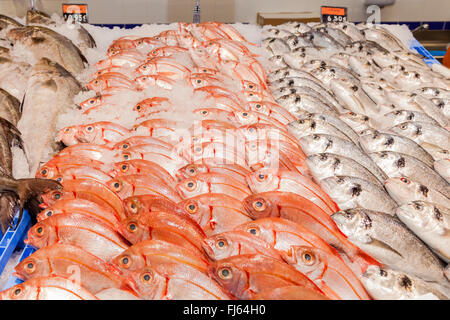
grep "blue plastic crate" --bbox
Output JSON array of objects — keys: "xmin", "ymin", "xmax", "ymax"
[
  {"xmin": 0, "ymin": 210, "xmax": 36, "ymax": 291},
  {"xmin": 409, "ymin": 38, "xmax": 441, "ymax": 66}
]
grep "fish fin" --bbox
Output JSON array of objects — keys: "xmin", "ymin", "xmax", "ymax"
[
  {"xmin": 369, "ymin": 238, "xmax": 404, "ymax": 259},
  {"xmin": 19, "ymin": 93, "xmax": 25, "ymax": 114},
  {"xmin": 0, "ymin": 192, "xmax": 18, "ymax": 234},
  {"xmin": 352, "ymin": 251, "xmax": 381, "ymax": 274},
  {"xmin": 16, "ymin": 178, "xmax": 62, "ymax": 225}
]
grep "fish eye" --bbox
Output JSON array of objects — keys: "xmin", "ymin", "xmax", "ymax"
[
  {"xmin": 319, "ymin": 154, "xmax": 328, "ymax": 161},
  {"xmin": 53, "ymin": 193, "xmax": 61, "ymax": 200},
  {"xmin": 400, "ymin": 177, "xmax": 409, "ymax": 184},
  {"xmin": 119, "ymin": 255, "xmax": 131, "ymax": 268},
  {"xmin": 136, "ymin": 105, "xmax": 141, "ymax": 110},
  {"xmin": 34, "ymin": 225, "xmax": 44, "ymax": 236},
  {"xmin": 64, "ymin": 128, "xmax": 70, "ymax": 133},
  {"xmin": 217, "ymin": 267, "xmax": 232, "ymax": 280},
  {"xmin": 40, "ymin": 169, "xmax": 48, "ymax": 176},
  {"xmin": 120, "ymin": 164, "xmax": 128, "ymax": 172},
  {"xmin": 56, "ymin": 177, "xmax": 62, "ymax": 182},
  {"xmin": 11, "ymin": 286, "xmax": 23, "ymax": 298},
  {"xmin": 185, "ymin": 180, "xmax": 197, "ymax": 191},
  {"xmin": 312, "ymin": 134, "xmax": 320, "ymax": 140},
  {"xmin": 185, "ymin": 202, "xmax": 198, "ymax": 214},
  {"xmin": 201, "ymin": 110, "xmax": 209, "ymax": 115},
  {"xmin": 242, "ymin": 112, "xmax": 248, "ymax": 117},
  {"xmin": 380, "ymin": 152, "xmax": 387, "ymax": 158},
  {"xmin": 414, "ymin": 203, "xmax": 422, "ymax": 210},
  {"xmin": 140, "ymin": 272, "xmax": 153, "ymax": 284},
  {"xmin": 215, "ymin": 239, "xmax": 228, "ymax": 249},
  {"xmin": 246, "ymin": 226, "xmax": 260, "ymax": 236},
  {"xmin": 24, "ymin": 260, "xmax": 35, "ymax": 273},
  {"xmin": 255, "ymin": 104, "xmax": 261, "ymax": 109},
  {"xmin": 379, "ymin": 269, "xmax": 388, "ymax": 277},
  {"xmin": 252, "ymin": 199, "xmax": 266, "ymax": 211},
  {"xmin": 399, "ymin": 123, "xmax": 408, "ymax": 130},
  {"xmin": 45, "ymin": 210, "xmax": 53, "ymax": 217},
  {"xmin": 186, "ymin": 165, "xmax": 197, "ymax": 175},
  {"xmin": 122, "ymin": 153, "xmax": 130, "ymax": 160},
  {"xmin": 126, "ymin": 222, "xmax": 137, "ymax": 233},
  {"xmin": 336, "ymin": 177, "xmax": 344, "ymax": 184},
  {"xmin": 112, "ymin": 181, "xmax": 122, "ymax": 191},
  {"xmin": 196, "ymin": 79, "xmax": 202, "ymax": 84},
  {"xmin": 256, "ymin": 173, "xmax": 266, "ymax": 182},
  {"xmin": 301, "ymin": 251, "xmax": 315, "ymax": 265},
  {"xmin": 89, "ymin": 99, "xmax": 95, "ymax": 104},
  {"xmin": 86, "ymin": 126, "xmax": 93, "ymax": 132}
]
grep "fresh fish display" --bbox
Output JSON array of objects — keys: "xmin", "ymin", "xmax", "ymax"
[{"xmin": 0, "ymin": 13, "xmax": 447, "ymax": 301}]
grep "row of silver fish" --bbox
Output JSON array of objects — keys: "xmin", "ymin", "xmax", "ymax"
[{"xmin": 263, "ymin": 21, "xmax": 450, "ymax": 300}]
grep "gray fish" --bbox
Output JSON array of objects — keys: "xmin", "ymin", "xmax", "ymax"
[
  {"xmin": 384, "ymin": 177, "xmax": 450, "ymax": 209},
  {"xmin": 345, "ymin": 40, "xmax": 389, "ymax": 55},
  {"xmin": 0, "ymin": 117, "xmax": 23, "ymax": 177},
  {"xmin": 333, "ymin": 23, "xmax": 365, "ymax": 41},
  {"xmin": 348, "ymin": 55, "xmax": 380, "ymax": 77},
  {"xmin": 307, "ymin": 153, "xmax": 384, "ymax": 187},
  {"xmin": 278, "ymin": 22, "xmax": 312, "ymax": 34},
  {"xmin": 268, "ymin": 55, "xmax": 287, "ymax": 70},
  {"xmin": 361, "ymin": 27, "xmax": 407, "ymax": 52},
  {"xmin": 390, "ymin": 121, "xmax": 450, "ymax": 151},
  {"xmin": 277, "ymin": 94, "xmax": 339, "ymax": 117},
  {"xmin": 0, "ymin": 54, "xmax": 31, "ymax": 100},
  {"xmin": 434, "ymin": 159, "xmax": 450, "ymax": 184},
  {"xmin": 332, "ymin": 208, "xmax": 447, "ymax": 283},
  {"xmin": 320, "ymin": 176, "xmax": 396, "ymax": 214},
  {"xmin": 297, "ymin": 133, "xmax": 388, "ymax": 184},
  {"xmin": 262, "ymin": 27, "xmax": 295, "ymax": 39},
  {"xmin": 339, "ymin": 112, "xmax": 373, "ymax": 133},
  {"xmin": 329, "ymin": 78, "xmax": 380, "ymax": 116},
  {"xmin": 296, "ymin": 113, "xmax": 361, "ymax": 145},
  {"xmin": 305, "ymin": 30, "xmax": 344, "ymax": 49},
  {"xmin": 310, "ymin": 65, "xmax": 360, "ymax": 85},
  {"xmin": 413, "ymin": 95, "xmax": 449, "ymax": 128},
  {"xmin": 421, "ymin": 143, "xmax": 450, "ymax": 162},
  {"xmin": 7, "ymin": 26, "xmax": 87, "ymax": 74},
  {"xmin": 0, "ymin": 88, "xmax": 21, "ymax": 126},
  {"xmin": 369, "ymin": 151, "xmax": 450, "ymax": 197},
  {"xmin": 416, "ymin": 87, "xmax": 450, "ymax": 100},
  {"xmin": 359, "ymin": 131, "xmax": 435, "ymax": 168},
  {"xmin": 18, "ymin": 58, "xmax": 82, "ymax": 175},
  {"xmin": 396, "ymin": 201, "xmax": 450, "ymax": 262},
  {"xmin": 317, "ymin": 27, "xmax": 353, "ymax": 46},
  {"xmin": 362, "ymin": 265, "xmax": 449, "ymax": 300},
  {"xmin": 288, "ymin": 118, "xmax": 355, "ymax": 144},
  {"xmin": 381, "ymin": 110, "xmax": 441, "ymax": 129},
  {"xmin": 262, "ymin": 37, "xmax": 291, "ymax": 55},
  {"xmin": 282, "ymin": 34, "xmax": 315, "ymax": 50},
  {"xmin": 430, "ymin": 98, "xmax": 450, "ymax": 119},
  {"xmin": 268, "ymin": 67, "xmax": 321, "ymax": 83}
]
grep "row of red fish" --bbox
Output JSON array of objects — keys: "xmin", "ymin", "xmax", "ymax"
[{"xmin": 0, "ymin": 22, "xmax": 377, "ymax": 300}]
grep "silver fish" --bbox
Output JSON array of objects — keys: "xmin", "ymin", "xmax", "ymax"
[
  {"xmin": 381, "ymin": 110, "xmax": 441, "ymax": 129},
  {"xmin": 320, "ymin": 176, "xmax": 396, "ymax": 214},
  {"xmin": 268, "ymin": 55, "xmax": 287, "ymax": 70},
  {"xmin": 332, "ymin": 208, "xmax": 447, "ymax": 283},
  {"xmin": 305, "ymin": 30, "xmax": 344, "ymax": 50},
  {"xmin": 268, "ymin": 67, "xmax": 320, "ymax": 83},
  {"xmin": 339, "ymin": 112, "xmax": 373, "ymax": 133},
  {"xmin": 307, "ymin": 153, "xmax": 384, "ymax": 187},
  {"xmin": 262, "ymin": 37, "xmax": 291, "ymax": 56},
  {"xmin": 396, "ymin": 201, "xmax": 450, "ymax": 262},
  {"xmin": 385, "ymin": 177, "xmax": 450, "ymax": 209},
  {"xmin": 359, "ymin": 131, "xmax": 435, "ymax": 168},
  {"xmin": 361, "ymin": 27, "xmax": 407, "ymax": 52},
  {"xmin": 278, "ymin": 22, "xmax": 312, "ymax": 34},
  {"xmin": 348, "ymin": 55, "xmax": 380, "ymax": 77},
  {"xmin": 283, "ymin": 35, "xmax": 315, "ymax": 50},
  {"xmin": 317, "ymin": 27, "xmax": 353, "ymax": 46},
  {"xmin": 262, "ymin": 27, "xmax": 295, "ymax": 39},
  {"xmin": 362, "ymin": 265, "xmax": 449, "ymax": 300},
  {"xmin": 297, "ymin": 133, "xmax": 388, "ymax": 183},
  {"xmin": 390, "ymin": 121, "xmax": 450, "ymax": 151},
  {"xmin": 369, "ymin": 151, "xmax": 449, "ymax": 196},
  {"xmin": 296, "ymin": 113, "xmax": 361, "ymax": 145},
  {"xmin": 277, "ymin": 94, "xmax": 340, "ymax": 116},
  {"xmin": 421, "ymin": 143, "xmax": 450, "ymax": 162},
  {"xmin": 287, "ymin": 118, "xmax": 355, "ymax": 144},
  {"xmin": 416, "ymin": 87, "xmax": 450, "ymax": 100}
]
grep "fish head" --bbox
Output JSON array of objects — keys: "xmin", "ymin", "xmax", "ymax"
[
  {"xmin": 119, "ymin": 215, "xmax": 146, "ymax": 244},
  {"xmin": 204, "ymin": 232, "xmax": 239, "ymax": 261},
  {"xmin": 209, "ymin": 258, "xmax": 248, "ymax": 297},
  {"xmin": 305, "ymin": 153, "xmax": 335, "ymax": 173},
  {"xmin": 35, "ymin": 164, "xmax": 59, "ymax": 180},
  {"xmin": 25, "ymin": 221, "xmax": 52, "ymax": 249},
  {"xmin": 369, "ymin": 151, "xmax": 400, "ymax": 169},
  {"xmin": 245, "ymin": 169, "xmax": 279, "ymax": 193},
  {"xmin": 87, "ymin": 77, "xmax": 108, "ymax": 92},
  {"xmin": 296, "ymin": 134, "xmax": 330, "ymax": 157},
  {"xmin": 287, "ymin": 118, "xmax": 315, "ymax": 138},
  {"xmin": 232, "ymin": 111, "xmax": 257, "ymax": 127},
  {"xmin": 320, "ymin": 175, "xmax": 355, "ymax": 199},
  {"xmin": 56, "ymin": 126, "xmax": 80, "ymax": 146},
  {"xmin": 40, "ymin": 189, "xmax": 64, "ymax": 207},
  {"xmin": 175, "ymin": 177, "xmax": 206, "ymax": 199},
  {"xmin": 14, "ymin": 251, "xmax": 48, "ymax": 281},
  {"xmin": 135, "ymin": 62, "xmax": 151, "ymax": 75},
  {"xmin": 0, "ymin": 282, "xmax": 35, "ymax": 300},
  {"xmin": 106, "ymin": 177, "xmax": 131, "ymax": 199},
  {"xmin": 79, "ymin": 95, "xmax": 104, "ymax": 111},
  {"xmin": 361, "ymin": 265, "xmax": 399, "ymax": 299},
  {"xmin": 113, "ymin": 246, "xmax": 146, "ymax": 273},
  {"xmin": 391, "ymin": 121, "xmax": 418, "ymax": 138},
  {"xmin": 384, "ymin": 177, "xmax": 419, "ymax": 204},
  {"xmin": 126, "ymin": 267, "xmax": 167, "ymax": 299},
  {"xmin": 359, "ymin": 130, "xmax": 389, "ymax": 152},
  {"xmin": 176, "ymin": 163, "xmax": 206, "ymax": 180},
  {"xmin": 396, "ymin": 201, "xmax": 444, "ymax": 233},
  {"xmin": 283, "ymin": 245, "xmax": 325, "ymax": 278},
  {"xmin": 242, "ymin": 194, "xmax": 274, "ymax": 219},
  {"xmin": 74, "ymin": 123, "xmax": 100, "ymax": 144},
  {"xmin": 331, "ymin": 209, "xmax": 371, "ymax": 241},
  {"xmin": 246, "ymin": 101, "xmax": 269, "ymax": 115},
  {"xmin": 122, "ymin": 195, "xmax": 145, "ymax": 216},
  {"xmin": 112, "ymin": 161, "xmax": 138, "ymax": 177},
  {"xmin": 36, "ymin": 207, "xmax": 61, "ymax": 222},
  {"xmin": 177, "ymin": 198, "xmax": 206, "ymax": 225}
]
